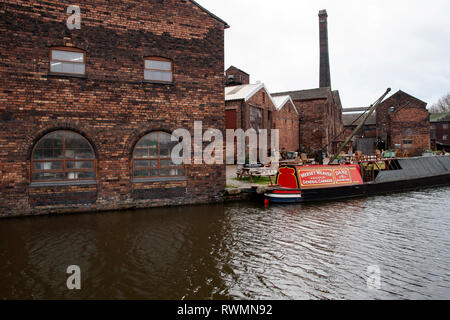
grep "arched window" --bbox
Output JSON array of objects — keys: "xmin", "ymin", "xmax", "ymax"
[
  {"xmin": 32, "ymin": 131, "xmax": 95, "ymax": 182},
  {"xmin": 133, "ymin": 132, "xmax": 184, "ymax": 178}
]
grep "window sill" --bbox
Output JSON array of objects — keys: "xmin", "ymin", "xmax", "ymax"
[
  {"xmin": 47, "ymin": 72, "xmax": 87, "ymax": 79},
  {"xmin": 142, "ymin": 80, "xmax": 174, "ymax": 86},
  {"xmin": 30, "ymin": 180, "xmax": 97, "ymax": 188},
  {"xmin": 133, "ymin": 177, "xmax": 187, "ymax": 183}
]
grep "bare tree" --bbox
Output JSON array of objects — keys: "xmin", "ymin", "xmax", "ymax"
[{"xmin": 429, "ymin": 93, "xmax": 450, "ymax": 113}]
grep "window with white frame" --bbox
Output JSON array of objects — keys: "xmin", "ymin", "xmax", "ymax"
[
  {"xmin": 144, "ymin": 57, "xmax": 173, "ymax": 83},
  {"xmin": 50, "ymin": 47, "xmax": 85, "ymax": 75}
]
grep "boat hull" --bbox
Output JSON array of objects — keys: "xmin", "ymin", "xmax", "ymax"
[
  {"xmin": 266, "ymin": 173, "xmax": 450, "ymax": 203},
  {"xmin": 264, "ymin": 192, "xmax": 302, "ymax": 203}
]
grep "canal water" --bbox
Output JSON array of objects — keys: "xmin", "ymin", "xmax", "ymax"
[{"xmin": 1, "ymin": 186, "xmax": 450, "ymax": 300}]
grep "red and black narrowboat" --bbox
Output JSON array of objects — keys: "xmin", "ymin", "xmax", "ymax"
[{"xmin": 265, "ymin": 157, "xmax": 450, "ymax": 203}]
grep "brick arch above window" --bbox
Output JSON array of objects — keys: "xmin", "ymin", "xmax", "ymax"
[
  {"xmin": 124, "ymin": 123, "xmax": 184, "ymax": 160},
  {"xmin": 26, "ymin": 124, "xmax": 100, "ymax": 161},
  {"xmin": 31, "ymin": 130, "xmax": 96, "ymax": 182},
  {"xmin": 132, "ymin": 131, "xmax": 184, "ymax": 179}
]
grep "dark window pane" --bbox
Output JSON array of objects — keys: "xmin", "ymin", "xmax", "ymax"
[
  {"xmin": 149, "ymin": 148, "xmax": 158, "ymax": 158},
  {"xmin": 134, "ymin": 148, "xmax": 148, "ymax": 158},
  {"xmin": 160, "ymin": 159, "xmax": 170, "ymax": 167},
  {"xmin": 65, "ymin": 149, "xmax": 94, "ymax": 159},
  {"xmin": 66, "ymin": 161, "xmax": 93, "ymax": 169},
  {"xmin": 54, "ymin": 148, "xmax": 64, "ymax": 159},
  {"xmin": 32, "ymin": 172, "xmax": 65, "ymax": 181},
  {"xmin": 134, "ymin": 170, "xmax": 149, "ymax": 178},
  {"xmin": 35, "ymin": 131, "xmax": 64, "ymax": 149},
  {"xmin": 135, "ymin": 160, "xmax": 150, "ymax": 168},
  {"xmin": 65, "ymin": 132, "xmax": 91, "ymax": 149},
  {"xmin": 160, "ymin": 148, "xmax": 170, "ymax": 157},
  {"xmin": 66, "ymin": 172, "xmax": 95, "ymax": 180},
  {"xmin": 33, "ymin": 148, "xmax": 55, "ymax": 160},
  {"xmin": 160, "ymin": 159, "xmax": 178, "ymax": 167},
  {"xmin": 33, "ymin": 161, "xmax": 63, "ymax": 170},
  {"xmin": 160, "ymin": 169, "xmax": 171, "ymax": 176},
  {"xmin": 137, "ymin": 133, "xmax": 158, "ymax": 148}
]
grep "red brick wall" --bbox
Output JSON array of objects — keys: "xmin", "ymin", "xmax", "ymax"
[
  {"xmin": 225, "ymin": 87, "xmax": 275, "ymax": 161},
  {"xmin": 225, "ymin": 66, "xmax": 249, "ymax": 85},
  {"xmin": 0, "ymin": 0, "xmax": 227, "ymax": 217},
  {"xmin": 432, "ymin": 121, "xmax": 450, "ymax": 146},
  {"xmin": 245, "ymin": 88, "xmax": 276, "ymax": 131},
  {"xmin": 292, "ymin": 98, "xmax": 328, "ymax": 154},
  {"xmin": 275, "ymin": 100, "xmax": 299, "ymax": 152},
  {"xmin": 290, "ymin": 91, "xmax": 343, "ymax": 156},
  {"xmin": 390, "ymin": 107, "xmax": 430, "ymax": 156},
  {"xmin": 376, "ymin": 91, "xmax": 430, "ymax": 155}
]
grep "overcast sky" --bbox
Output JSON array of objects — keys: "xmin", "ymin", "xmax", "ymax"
[{"xmin": 196, "ymin": 0, "xmax": 450, "ymax": 108}]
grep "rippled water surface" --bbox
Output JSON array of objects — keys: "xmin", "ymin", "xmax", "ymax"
[{"xmin": 1, "ymin": 187, "xmax": 450, "ymax": 300}]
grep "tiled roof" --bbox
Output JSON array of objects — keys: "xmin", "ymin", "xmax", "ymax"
[
  {"xmin": 430, "ymin": 112, "xmax": 450, "ymax": 122},
  {"xmin": 272, "ymin": 87, "xmax": 331, "ymax": 101},
  {"xmin": 342, "ymin": 112, "xmax": 376, "ymax": 126},
  {"xmin": 226, "ymin": 65, "xmax": 249, "ymax": 76}
]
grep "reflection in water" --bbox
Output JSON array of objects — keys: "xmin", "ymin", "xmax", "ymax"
[{"xmin": 1, "ymin": 187, "xmax": 450, "ymax": 299}]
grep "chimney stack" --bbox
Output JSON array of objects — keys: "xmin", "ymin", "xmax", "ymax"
[{"xmin": 319, "ymin": 9, "xmax": 331, "ymax": 88}]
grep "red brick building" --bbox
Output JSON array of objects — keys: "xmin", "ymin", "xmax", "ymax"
[
  {"xmin": 273, "ymin": 95, "xmax": 300, "ymax": 153},
  {"xmin": 225, "ymin": 82, "xmax": 276, "ymax": 160},
  {"xmin": 430, "ymin": 112, "xmax": 450, "ymax": 151},
  {"xmin": 0, "ymin": 0, "xmax": 228, "ymax": 217},
  {"xmin": 225, "ymin": 66, "xmax": 250, "ymax": 86},
  {"xmin": 272, "ymin": 88, "xmax": 343, "ymax": 155},
  {"xmin": 376, "ymin": 90, "xmax": 430, "ymax": 156}
]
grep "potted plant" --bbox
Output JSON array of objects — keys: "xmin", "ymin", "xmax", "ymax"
[{"xmin": 422, "ymin": 149, "xmax": 435, "ymax": 157}]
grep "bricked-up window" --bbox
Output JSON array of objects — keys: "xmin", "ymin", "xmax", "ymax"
[
  {"xmin": 144, "ymin": 57, "xmax": 173, "ymax": 83},
  {"xmin": 32, "ymin": 131, "xmax": 95, "ymax": 182},
  {"xmin": 50, "ymin": 47, "xmax": 86, "ymax": 75},
  {"xmin": 133, "ymin": 132, "xmax": 184, "ymax": 178},
  {"xmin": 249, "ymin": 106, "xmax": 263, "ymax": 131}
]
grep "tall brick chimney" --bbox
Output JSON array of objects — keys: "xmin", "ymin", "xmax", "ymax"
[{"xmin": 319, "ymin": 9, "xmax": 331, "ymax": 88}]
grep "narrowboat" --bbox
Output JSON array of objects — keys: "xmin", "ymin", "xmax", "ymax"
[{"xmin": 265, "ymin": 156, "xmax": 450, "ymax": 203}]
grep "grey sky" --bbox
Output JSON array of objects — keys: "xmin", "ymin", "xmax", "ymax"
[{"xmin": 196, "ymin": 0, "xmax": 450, "ymax": 108}]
